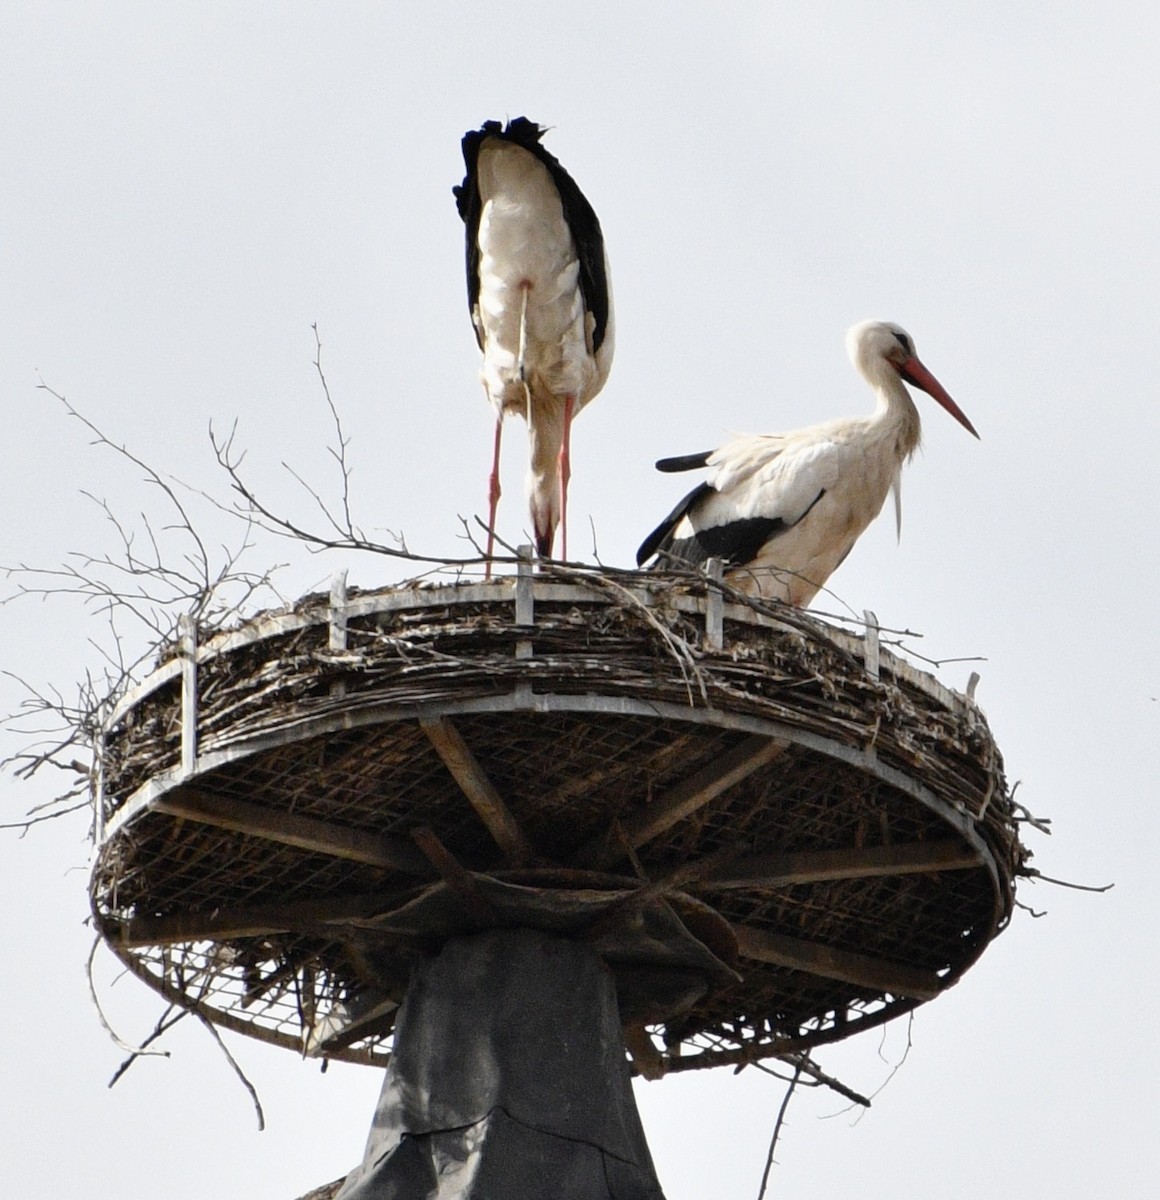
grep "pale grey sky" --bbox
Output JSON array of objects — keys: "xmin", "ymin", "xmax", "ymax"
[{"xmin": 3, "ymin": 3, "xmax": 1157, "ymax": 1197}]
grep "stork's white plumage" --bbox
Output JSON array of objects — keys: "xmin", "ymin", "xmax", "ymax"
[
  {"xmin": 636, "ymin": 320, "xmax": 978, "ymax": 607},
  {"xmin": 454, "ymin": 118, "xmax": 614, "ymax": 569}
]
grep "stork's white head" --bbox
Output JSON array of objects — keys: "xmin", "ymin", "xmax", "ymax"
[
  {"xmin": 846, "ymin": 319, "xmax": 979, "ymax": 439},
  {"xmin": 845, "ymin": 319, "xmax": 920, "ymax": 378}
]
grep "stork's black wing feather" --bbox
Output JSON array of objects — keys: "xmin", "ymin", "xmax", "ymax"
[
  {"xmin": 656, "ymin": 451, "xmax": 713, "ymax": 473},
  {"xmin": 664, "ymin": 516, "xmax": 796, "ymax": 569},
  {"xmin": 638, "ymin": 480, "xmax": 826, "ymax": 570},
  {"xmin": 453, "ymin": 122, "xmax": 497, "ymax": 349},
  {"xmin": 636, "ymin": 481, "xmax": 713, "ymax": 566},
  {"xmin": 453, "ymin": 118, "xmax": 610, "ymax": 353}
]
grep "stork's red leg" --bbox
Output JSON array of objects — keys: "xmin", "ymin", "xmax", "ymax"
[
  {"xmin": 558, "ymin": 394, "xmax": 575, "ymax": 562},
  {"xmin": 485, "ymin": 416, "xmax": 503, "ymax": 580}
]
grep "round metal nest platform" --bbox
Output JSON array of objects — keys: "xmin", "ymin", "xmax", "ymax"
[{"xmin": 91, "ymin": 562, "xmax": 1024, "ymax": 1075}]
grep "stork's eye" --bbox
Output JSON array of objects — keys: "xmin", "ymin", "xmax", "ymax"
[{"xmin": 893, "ymin": 331, "xmax": 913, "ymax": 355}]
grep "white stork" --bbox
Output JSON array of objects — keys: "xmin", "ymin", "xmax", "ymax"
[
  {"xmin": 636, "ymin": 320, "xmax": 978, "ymax": 607},
  {"xmin": 454, "ymin": 117, "xmax": 614, "ymax": 570}
]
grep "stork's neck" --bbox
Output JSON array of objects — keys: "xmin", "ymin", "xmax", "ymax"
[
  {"xmin": 525, "ymin": 397, "xmax": 566, "ymax": 552},
  {"xmin": 867, "ymin": 367, "xmax": 922, "ymax": 461}
]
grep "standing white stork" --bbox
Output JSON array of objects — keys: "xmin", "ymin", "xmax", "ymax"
[
  {"xmin": 454, "ymin": 117, "xmax": 614, "ymax": 571},
  {"xmin": 636, "ymin": 320, "xmax": 978, "ymax": 607}
]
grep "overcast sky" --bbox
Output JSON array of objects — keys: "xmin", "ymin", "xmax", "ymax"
[{"xmin": 3, "ymin": 3, "xmax": 1157, "ymax": 1197}]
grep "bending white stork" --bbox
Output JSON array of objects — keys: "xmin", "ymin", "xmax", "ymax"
[
  {"xmin": 454, "ymin": 117, "xmax": 614, "ymax": 570},
  {"xmin": 636, "ymin": 320, "xmax": 978, "ymax": 607}
]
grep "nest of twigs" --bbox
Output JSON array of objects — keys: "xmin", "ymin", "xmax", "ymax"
[{"xmin": 90, "ymin": 561, "xmax": 1027, "ymax": 1075}]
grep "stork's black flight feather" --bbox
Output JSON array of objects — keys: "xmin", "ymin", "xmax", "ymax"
[
  {"xmin": 655, "ymin": 451, "xmax": 712, "ymax": 473},
  {"xmin": 636, "ymin": 478, "xmax": 803, "ymax": 569}
]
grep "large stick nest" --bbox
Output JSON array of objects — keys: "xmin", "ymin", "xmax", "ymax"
[{"xmin": 90, "ymin": 563, "xmax": 1027, "ymax": 1075}]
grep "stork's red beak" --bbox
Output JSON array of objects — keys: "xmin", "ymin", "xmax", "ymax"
[{"xmin": 898, "ymin": 356, "xmax": 980, "ymax": 439}]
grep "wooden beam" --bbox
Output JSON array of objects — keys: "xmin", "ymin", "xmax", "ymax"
[
  {"xmin": 701, "ymin": 839, "xmax": 983, "ymax": 890},
  {"xmin": 304, "ymin": 993, "xmax": 399, "ymax": 1057},
  {"xmin": 109, "ymin": 889, "xmax": 403, "ymax": 948},
  {"xmin": 153, "ymin": 786, "xmax": 431, "ymax": 875},
  {"xmin": 542, "ymin": 731, "xmax": 700, "ymax": 810},
  {"xmin": 623, "ymin": 1023, "xmax": 666, "ymax": 1080},
  {"xmin": 576, "ymin": 735, "xmax": 789, "ymax": 869},
  {"xmin": 420, "ymin": 716, "xmax": 533, "ymax": 866},
  {"xmin": 733, "ymin": 923, "xmax": 942, "ymax": 1001},
  {"xmin": 411, "ymin": 825, "xmax": 499, "ymax": 926}
]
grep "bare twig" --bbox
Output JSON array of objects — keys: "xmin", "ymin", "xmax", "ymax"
[
  {"xmin": 1011, "ymin": 799, "xmax": 1052, "ymax": 836},
  {"xmin": 193, "ymin": 1010, "xmax": 266, "ymax": 1131},
  {"xmin": 750, "ymin": 1053, "xmax": 870, "ymax": 1108},
  {"xmin": 86, "ymin": 938, "xmax": 173, "ymax": 1061},
  {"xmin": 1022, "ymin": 869, "xmax": 1113, "ymax": 894},
  {"xmin": 756, "ymin": 1061, "xmax": 802, "ymax": 1200},
  {"xmin": 108, "ymin": 1006, "xmax": 187, "ymax": 1088},
  {"xmin": 465, "ymin": 514, "xmax": 513, "ymax": 562},
  {"xmin": 589, "ymin": 515, "xmax": 603, "ymax": 565},
  {"xmin": 7, "ymin": 392, "xmax": 283, "ymax": 647},
  {"xmin": 1, "ymin": 381, "xmax": 293, "ymax": 823},
  {"xmin": 822, "ymin": 1011, "xmax": 915, "ymax": 1123},
  {"xmin": 35, "ymin": 378, "xmax": 212, "ymax": 603},
  {"xmin": 311, "ymin": 324, "xmax": 357, "ymax": 539},
  {"xmin": 209, "ymin": 420, "xmax": 489, "ymax": 570},
  {"xmin": 0, "ymin": 799, "xmax": 90, "ymax": 834}
]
